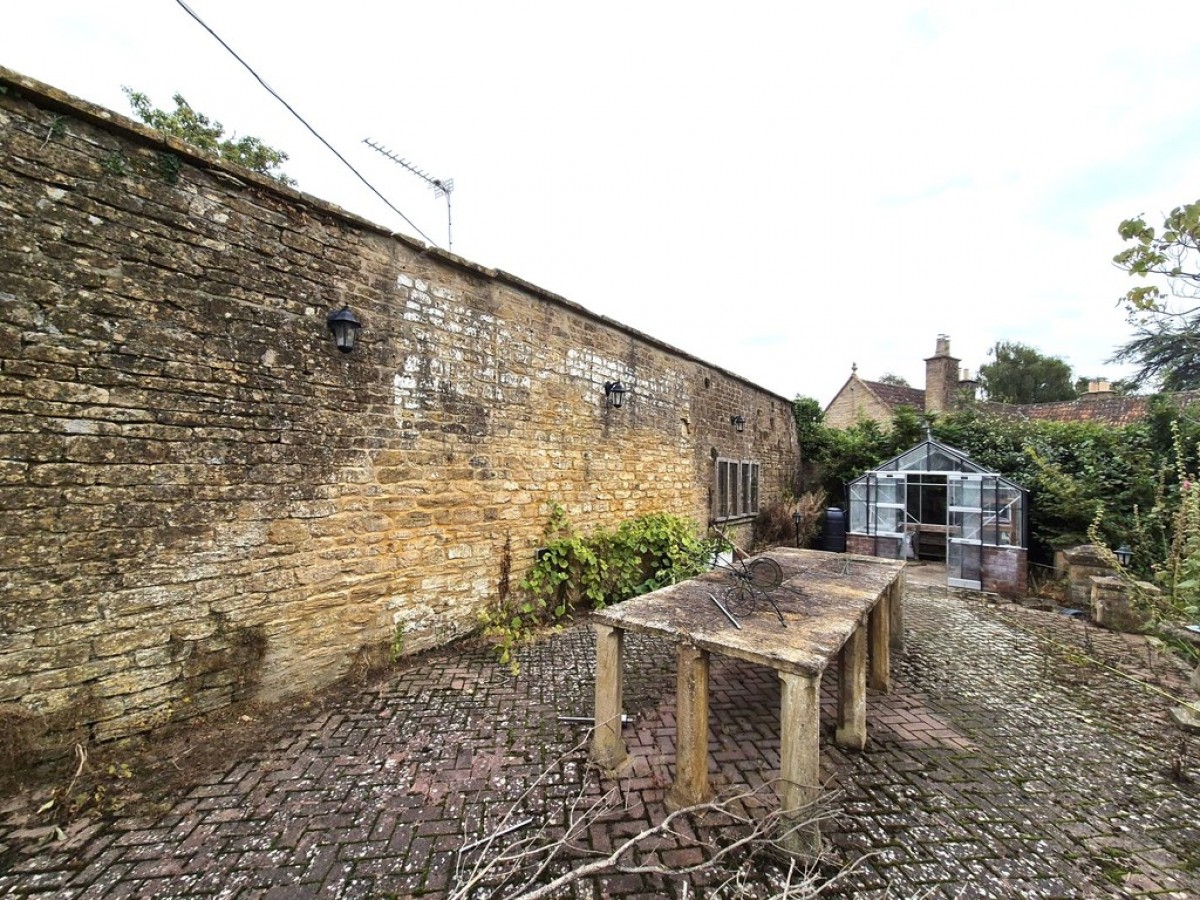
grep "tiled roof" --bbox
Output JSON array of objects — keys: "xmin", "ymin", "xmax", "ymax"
[
  {"xmin": 977, "ymin": 390, "xmax": 1200, "ymax": 426},
  {"xmin": 863, "ymin": 380, "xmax": 926, "ymax": 411},
  {"xmin": 1015, "ymin": 396, "xmax": 1150, "ymax": 425}
]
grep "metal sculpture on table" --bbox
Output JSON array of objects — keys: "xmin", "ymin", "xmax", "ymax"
[
  {"xmin": 709, "ymin": 554, "xmax": 786, "ymax": 626},
  {"xmin": 704, "ymin": 523, "xmax": 860, "ymax": 629},
  {"xmin": 707, "ymin": 525, "xmax": 787, "ymax": 627}
]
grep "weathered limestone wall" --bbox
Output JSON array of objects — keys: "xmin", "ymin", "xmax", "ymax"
[
  {"xmin": 1090, "ymin": 575, "xmax": 1152, "ymax": 633},
  {"xmin": 823, "ymin": 378, "xmax": 891, "ymax": 430},
  {"xmin": 0, "ymin": 69, "xmax": 798, "ymax": 752}
]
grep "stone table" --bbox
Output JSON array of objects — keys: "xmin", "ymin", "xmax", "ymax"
[{"xmin": 591, "ymin": 548, "xmax": 906, "ymax": 854}]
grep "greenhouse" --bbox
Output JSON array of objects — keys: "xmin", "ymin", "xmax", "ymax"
[{"xmin": 846, "ymin": 437, "xmax": 1028, "ymax": 594}]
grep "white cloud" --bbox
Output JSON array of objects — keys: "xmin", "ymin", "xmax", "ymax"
[{"xmin": 4, "ymin": 0, "xmax": 1200, "ymax": 404}]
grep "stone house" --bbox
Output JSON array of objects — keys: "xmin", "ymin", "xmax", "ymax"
[
  {"xmin": 0, "ymin": 68, "xmax": 798, "ymax": 754},
  {"xmin": 824, "ymin": 334, "xmax": 973, "ymax": 428},
  {"xmin": 827, "ymin": 334, "xmax": 1200, "ymax": 431}
]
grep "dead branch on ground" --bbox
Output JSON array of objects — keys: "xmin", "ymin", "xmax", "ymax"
[{"xmin": 450, "ymin": 728, "xmax": 866, "ymax": 899}]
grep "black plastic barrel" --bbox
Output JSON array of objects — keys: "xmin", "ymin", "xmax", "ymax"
[{"xmin": 819, "ymin": 507, "xmax": 847, "ymax": 552}]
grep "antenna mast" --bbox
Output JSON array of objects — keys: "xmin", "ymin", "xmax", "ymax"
[{"xmin": 363, "ymin": 138, "xmax": 454, "ymax": 251}]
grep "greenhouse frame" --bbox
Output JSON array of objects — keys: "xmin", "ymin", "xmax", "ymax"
[{"xmin": 845, "ymin": 437, "xmax": 1028, "ymax": 594}]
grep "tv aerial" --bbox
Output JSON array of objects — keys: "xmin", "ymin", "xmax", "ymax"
[{"xmin": 363, "ymin": 138, "xmax": 454, "ymax": 251}]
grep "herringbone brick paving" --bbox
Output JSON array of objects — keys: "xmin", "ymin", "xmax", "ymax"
[{"xmin": 1, "ymin": 576, "xmax": 1198, "ymax": 897}]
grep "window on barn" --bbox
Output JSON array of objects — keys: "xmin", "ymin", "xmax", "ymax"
[{"xmin": 715, "ymin": 458, "xmax": 760, "ymax": 520}]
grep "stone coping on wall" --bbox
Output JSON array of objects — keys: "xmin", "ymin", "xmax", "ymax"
[{"xmin": 0, "ymin": 64, "xmax": 792, "ymax": 409}]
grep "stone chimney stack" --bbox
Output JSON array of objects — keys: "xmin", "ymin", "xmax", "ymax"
[
  {"xmin": 958, "ymin": 367, "xmax": 979, "ymax": 401},
  {"xmin": 925, "ymin": 334, "xmax": 961, "ymax": 415},
  {"xmin": 1081, "ymin": 378, "xmax": 1114, "ymax": 400}
]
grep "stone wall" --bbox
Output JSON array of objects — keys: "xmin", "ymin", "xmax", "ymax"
[
  {"xmin": 0, "ymin": 69, "xmax": 799, "ymax": 754},
  {"xmin": 1062, "ymin": 545, "xmax": 1116, "ymax": 608},
  {"xmin": 824, "ymin": 377, "xmax": 892, "ymax": 430}
]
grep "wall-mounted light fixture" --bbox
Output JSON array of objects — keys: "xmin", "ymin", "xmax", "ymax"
[
  {"xmin": 792, "ymin": 510, "xmax": 803, "ymax": 547},
  {"xmin": 604, "ymin": 381, "xmax": 628, "ymax": 409},
  {"xmin": 327, "ymin": 304, "xmax": 362, "ymax": 353},
  {"xmin": 731, "ymin": 414, "xmax": 746, "ymax": 433},
  {"xmin": 1114, "ymin": 545, "xmax": 1133, "ymax": 567}
]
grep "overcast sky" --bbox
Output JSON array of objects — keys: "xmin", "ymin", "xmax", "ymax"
[{"xmin": 5, "ymin": 1, "xmax": 1200, "ymax": 405}]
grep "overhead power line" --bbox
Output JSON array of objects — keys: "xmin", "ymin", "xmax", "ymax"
[{"xmin": 171, "ymin": 0, "xmax": 438, "ymax": 247}]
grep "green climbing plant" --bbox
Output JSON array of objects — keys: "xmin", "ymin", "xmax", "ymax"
[{"xmin": 481, "ymin": 506, "xmax": 719, "ymax": 671}]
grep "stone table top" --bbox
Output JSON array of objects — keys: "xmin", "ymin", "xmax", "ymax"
[{"xmin": 592, "ymin": 548, "xmax": 905, "ymax": 677}]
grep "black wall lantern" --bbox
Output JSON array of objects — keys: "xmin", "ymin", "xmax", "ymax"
[
  {"xmin": 327, "ymin": 304, "xmax": 362, "ymax": 353},
  {"xmin": 1114, "ymin": 545, "xmax": 1133, "ymax": 567},
  {"xmin": 604, "ymin": 381, "xmax": 627, "ymax": 409},
  {"xmin": 731, "ymin": 414, "xmax": 746, "ymax": 433}
]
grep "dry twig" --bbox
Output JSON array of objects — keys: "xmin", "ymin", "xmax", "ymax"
[{"xmin": 449, "ymin": 728, "xmax": 863, "ymax": 899}]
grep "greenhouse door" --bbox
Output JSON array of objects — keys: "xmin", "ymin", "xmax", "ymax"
[
  {"xmin": 871, "ymin": 473, "xmax": 907, "ymax": 538},
  {"xmin": 947, "ymin": 474, "xmax": 983, "ymax": 589}
]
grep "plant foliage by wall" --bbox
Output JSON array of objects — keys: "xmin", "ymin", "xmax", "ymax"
[
  {"xmin": 794, "ymin": 394, "xmax": 1200, "ymax": 569},
  {"xmin": 481, "ymin": 507, "xmax": 718, "ymax": 670}
]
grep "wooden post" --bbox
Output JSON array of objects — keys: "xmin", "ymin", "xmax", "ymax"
[
  {"xmin": 868, "ymin": 589, "xmax": 891, "ymax": 692},
  {"xmin": 889, "ymin": 567, "xmax": 906, "ymax": 654},
  {"xmin": 666, "ymin": 641, "xmax": 712, "ymax": 810},
  {"xmin": 835, "ymin": 623, "xmax": 867, "ymax": 750},
  {"xmin": 779, "ymin": 671, "xmax": 822, "ymax": 855},
  {"xmin": 592, "ymin": 623, "xmax": 627, "ymax": 770}
]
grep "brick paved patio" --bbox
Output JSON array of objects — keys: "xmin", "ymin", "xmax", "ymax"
[{"xmin": 2, "ymin": 569, "xmax": 1199, "ymax": 898}]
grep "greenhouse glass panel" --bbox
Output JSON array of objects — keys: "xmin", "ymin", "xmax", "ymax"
[
  {"xmin": 996, "ymin": 481, "xmax": 1022, "ymax": 546},
  {"xmin": 895, "ymin": 446, "xmax": 931, "ymax": 471},
  {"xmin": 982, "ymin": 475, "xmax": 1001, "ymax": 545},
  {"xmin": 872, "ymin": 474, "xmax": 906, "ymax": 535},
  {"xmin": 849, "ymin": 481, "xmax": 868, "ymax": 533},
  {"xmin": 871, "ymin": 504, "xmax": 905, "ymax": 534}
]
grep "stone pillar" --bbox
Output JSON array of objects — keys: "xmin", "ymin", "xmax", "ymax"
[
  {"xmin": 889, "ymin": 568, "xmax": 906, "ymax": 654},
  {"xmin": 868, "ymin": 591, "xmax": 891, "ymax": 692},
  {"xmin": 779, "ymin": 672, "xmax": 822, "ymax": 856},
  {"xmin": 1090, "ymin": 575, "xmax": 1153, "ymax": 633},
  {"xmin": 666, "ymin": 641, "xmax": 712, "ymax": 810},
  {"xmin": 1063, "ymin": 545, "xmax": 1117, "ymax": 608},
  {"xmin": 836, "ymin": 624, "xmax": 867, "ymax": 749},
  {"xmin": 592, "ymin": 624, "xmax": 627, "ymax": 770}
]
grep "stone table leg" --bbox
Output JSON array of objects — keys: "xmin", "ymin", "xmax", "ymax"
[
  {"xmin": 666, "ymin": 641, "xmax": 712, "ymax": 810},
  {"xmin": 835, "ymin": 623, "xmax": 867, "ymax": 750},
  {"xmin": 779, "ymin": 671, "xmax": 822, "ymax": 856},
  {"xmin": 890, "ymin": 568, "xmax": 906, "ymax": 654},
  {"xmin": 868, "ymin": 591, "xmax": 891, "ymax": 693},
  {"xmin": 592, "ymin": 623, "xmax": 627, "ymax": 770}
]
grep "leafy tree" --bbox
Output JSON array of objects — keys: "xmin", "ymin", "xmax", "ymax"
[
  {"xmin": 977, "ymin": 341, "xmax": 1076, "ymax": 404},
  {"xmin": 123, "ymin": 87, "xmax": 296, "ymax": 186},
  {"xmin": 793, "ymin": 397, "xmax": 926, "ymax": 500},
  {"xmin": 1109, "ymin": 200, "xmax": 1200, "ymax": 390},
  {"xmin": 876, "ymin": 372, "xmax": 910, "ymax": 386}
]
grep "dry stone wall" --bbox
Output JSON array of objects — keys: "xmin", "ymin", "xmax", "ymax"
[{"xmin": 0, "ymin": 69, "xmax": 798, "ymax": 755}]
